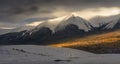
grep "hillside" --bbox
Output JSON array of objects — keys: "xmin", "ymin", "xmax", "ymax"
[{"xmin": 50, "ymin": 30, "xmax": 120, "ymax": 53}]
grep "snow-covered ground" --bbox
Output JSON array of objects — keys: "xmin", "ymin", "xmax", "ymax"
[{"xmin": 0, "ymin": 45, "xmax": 120, "ymax": 64}]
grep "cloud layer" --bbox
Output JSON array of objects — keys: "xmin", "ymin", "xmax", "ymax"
[{"xmin": 0, "ymin": 0, "xmax": 120, "ymax": 29}]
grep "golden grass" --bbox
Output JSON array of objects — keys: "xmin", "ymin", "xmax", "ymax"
[{"xmin": 49, "ymin": 30, "xmax": 120, "ymax": 48}]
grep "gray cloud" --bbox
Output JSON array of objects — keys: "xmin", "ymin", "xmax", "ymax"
[
  {"xmin": 0, "ymin": 0, "xmax": 120, "ymax": 28},
  {"xmin": 0, "ymin": 0, "xmax": 120, "ymax": 19}
]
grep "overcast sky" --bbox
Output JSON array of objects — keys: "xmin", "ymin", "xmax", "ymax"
[{"xmin": 1, "ymin": 0, "xmax": 120, "ymax": 29}]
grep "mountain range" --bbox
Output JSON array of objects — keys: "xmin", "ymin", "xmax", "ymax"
[{"xmin": 0, "ymin": 14, "xmax": 120, "ymax": 45}]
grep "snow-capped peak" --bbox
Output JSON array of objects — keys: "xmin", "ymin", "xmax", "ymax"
[
  {"xmin": 90, "ymin": 14, "xmax": 120, "ymax": 28},
  {"xmin": 30, "ymin": 14, "xmax": 92, "ymax": 33},
  {"xmin": 55, "ymin": 14, "xmax": 92, "ymax": 32}
]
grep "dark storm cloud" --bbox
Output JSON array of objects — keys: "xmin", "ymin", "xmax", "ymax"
[
  {"xmin": 0, "ymin": 0, "xmax": 120, "ymax": 28},
  {"xmin": 0, "ymin": 0, "xmax": 120, "ymax": 19}
]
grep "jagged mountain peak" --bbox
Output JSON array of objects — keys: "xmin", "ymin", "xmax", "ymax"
[
  {"xmin": 55, "ymin": 14, "xmax": 92, "ymax": 32},
  {"xmin": 63, "ymin": 13, "xmax": 84, "ymax": 21},
  {"xmin": 65, "ymin": 13, "xmax": 79, "ymax": 18},
  {"xmin": 65, "ymin": 15, "xmax": 82, "ymax": 22},
  {"xmin": 30, "ymin": 14, "xmax": 92, "ymax": 33}
]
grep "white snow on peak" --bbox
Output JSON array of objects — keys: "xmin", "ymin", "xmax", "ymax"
[
  {"xmin": 32, "ymin": 14, "xmax": 91, "ymax": 33},
  {"xmin": 90, "ymin": 14, "xmax": 120, "ymax": 28},
  {"xmin": 55, "ymin": 14, "xmax": 92, "ymax": 32},
  {"xmin": 90, "ymin": 16, "xmax": 113, "ymax": 27}
]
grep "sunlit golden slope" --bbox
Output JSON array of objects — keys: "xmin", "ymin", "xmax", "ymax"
[{"xmin": 49, "ymin": 30, "xmax": 120, "ymax": 53}]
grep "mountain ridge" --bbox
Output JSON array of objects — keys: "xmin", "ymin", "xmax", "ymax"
[{"xmin": 0, "ymin": 14, "xmax": 120, "ymax": 45}]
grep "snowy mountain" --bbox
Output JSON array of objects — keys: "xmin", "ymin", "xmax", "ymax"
[
  {"xmin": 90, "ymin": 14, "xmax": 120, "ymax": 27},
  {"xmin": 104, "ymin": 18, "xmax": 120, "ymax": 30},
  {"xmin": 55, "ymin": 14, "xmax": 92, "ymax": 32},
  {"xmin": 31, "ymin": 14, "xmax": 92, "ymax": 33},
  {"xmin": 90, "ymin": 16, "xmax": 110, "ymax": 27},
  {"xmin": 90, "ymin": 14, "xmax": 120, "ymax": 32},
  {"xmin": 21, "ymin": 14, "xmax": 93, "ymax": 44},
  {"xmin": 1, "ymin": 45, "xmax": 120, "ymax": 64}
]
